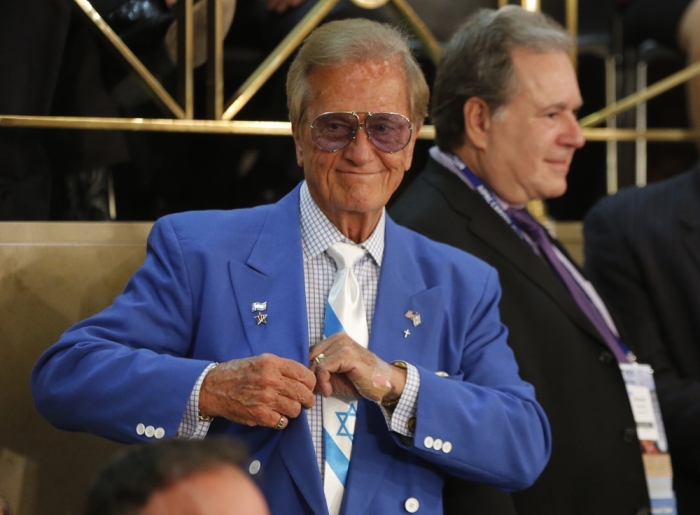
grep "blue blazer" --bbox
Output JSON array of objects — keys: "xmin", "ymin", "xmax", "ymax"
[{"xmin": 32, "ymin": 183, "xmax": 550, "ymax": 515}]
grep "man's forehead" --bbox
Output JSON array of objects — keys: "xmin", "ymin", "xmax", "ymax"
[
  {"xmin": 308, "ymin": 57, "xmax": 407, "ymax": 86},
  {"xmin": 304, "ymin": 57, "xmax": 411, "ymax": 115},
  {"xmin": 508, "ymin": 48, "xmax": 581, "ymax": 107}
]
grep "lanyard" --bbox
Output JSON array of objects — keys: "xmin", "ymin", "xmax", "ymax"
[
  {"xmin": 448, "ymin": 154, "xmax": 636, "ymax": 363},
  {"xmin": 448, "ymin": 154, "xmax": 530, "ymax": 244}
]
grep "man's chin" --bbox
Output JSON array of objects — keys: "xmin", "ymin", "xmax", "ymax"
[{"xmin": 544, "ymin": 183, "xmax": 568, "ymax": 200}]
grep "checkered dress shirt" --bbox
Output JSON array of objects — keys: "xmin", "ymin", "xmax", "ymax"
[{"xmin": 179, "ymin": 182, "xmax": 420, "ymax": 479}]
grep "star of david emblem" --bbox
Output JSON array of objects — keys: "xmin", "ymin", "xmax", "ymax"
[
  {"xmin": 254, "ymin": 312, "xmax": 268, "ymax": 325},
  {"xmin": 336, "ymin": 403, "xmax": 357, "ymax": 441}
]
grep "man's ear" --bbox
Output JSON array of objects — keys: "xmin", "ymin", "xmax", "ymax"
[
  {"xmin": 462, "ymin": 97, "xmax": 491, "ymax": 150},
  {"xmin": 292, "ymin": 124, "xmax": 304, "ymax": 168}
]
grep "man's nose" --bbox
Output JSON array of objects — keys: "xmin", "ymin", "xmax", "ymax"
[
  {"xmin": 343, "ymin": 125, "xmax": 375, "ymax": 164},
  {"xmin": 563, "ymin": 112, "xmax": 585, "ymax": 149}
]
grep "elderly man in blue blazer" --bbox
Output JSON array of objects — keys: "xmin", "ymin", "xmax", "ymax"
[{"xmin": 32, "ymin": 18, "xmax": 550, "ymax": 515}]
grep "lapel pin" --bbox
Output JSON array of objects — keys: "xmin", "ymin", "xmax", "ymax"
[
  {"xmin": 405, "ymin": 310, "xmax": 421, "ymax": 327},
  {"xmin": 254, "ymin": 312, "xmax": 268, "ymax": 325},
  {"xmin": 404, "ymin": 329, "xmax": 411, "ymax": 338},
  {"xmin": 251, "ymin": 301, "xmax": 267, "ymax": 312}
]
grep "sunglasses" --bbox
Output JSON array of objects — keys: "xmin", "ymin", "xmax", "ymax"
[{"xmin": 309, "ymin": 111, "xmax": 413, "ymax": 154}]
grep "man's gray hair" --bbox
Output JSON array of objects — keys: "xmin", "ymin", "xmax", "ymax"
[
  {"xmin": 286, "ymin": 18, "xmax": 429, "ymax": 127},
  {"xmin": 432, "ymin": 6, "xmax": 573, "ymax": 151}
]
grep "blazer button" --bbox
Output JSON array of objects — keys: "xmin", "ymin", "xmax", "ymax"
[
  {"xmin": 622, "ymin": 427, "xmax": 637, "ymax": 443},
  {"xmin": 248, "ymin": 460, "xmax": 261, "ymax": 475},
  {"xmin": 404, "ymin": 497, "xmax": 419, "ymax": 513},
  {"xmin": 136, "ymin": 423, "xmax": 145, "ymax": 435},
  {"xmin": 423, "ymin": 436, "xmax": 434, "ymax": 449},
  {"xmin": 145, "ymin": 425, "xmax": 155, "ymax": 438},
  {"xmin": 598, "ymin": 351, "xmax": 614, "ymax": 364}
]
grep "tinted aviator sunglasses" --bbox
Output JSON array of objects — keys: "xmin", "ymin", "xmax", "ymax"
[{"xmin": 309, "ymin": 111, "xmax": 413, "ymax": 154}]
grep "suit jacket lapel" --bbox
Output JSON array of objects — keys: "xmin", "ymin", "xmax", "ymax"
[
  {"xmin": 421, "ymin": 159, "xmax": 609, "ymax": 349},
  {"xmin": 228, "ymin": 185, "xmax": 326, "ymax": 514}
]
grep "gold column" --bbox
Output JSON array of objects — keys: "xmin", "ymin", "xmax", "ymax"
[
  {"xmin": 177, "ymin": 0, "xmax": 195, "ymax": 119},
  {"xmin": 566, "ymin": 0, "xmax": 578, "ymax": 67},
  {"xmin": 207, "ymin": 0, "xmax": 226, "ymax": 119}
]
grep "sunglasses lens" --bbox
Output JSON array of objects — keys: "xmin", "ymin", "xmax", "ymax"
[
  {"xmin": 310, "ymin": 112, "xmax": 412, "ymax": 153},
  {"xmin": 311, "ymin": 112, "xmax": 358, "ymax": 152},
  {"xmin": 365, "ymin": 113, "xmax": 412, "ymax": 153}
]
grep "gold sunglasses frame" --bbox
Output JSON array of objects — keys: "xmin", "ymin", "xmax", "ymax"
[{"xmin": 309, "ymin": 111, "xmax": 413, "ymax": 153}]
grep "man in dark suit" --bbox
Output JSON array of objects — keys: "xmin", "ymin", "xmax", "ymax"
[
  {"xmin": 391, "ymin": 6, "xmax": 652, "ymax": 515},
  {"xmin": 584, "ymin": 165, "xmax": 700, "ymax": 514}
]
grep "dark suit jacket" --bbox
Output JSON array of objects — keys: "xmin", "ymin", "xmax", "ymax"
[
  {"xmin": 390, "ymin": 157, "xmax": 650, "ymax": 515},
  {"xmin": 584, "ymin": 165, "xmax": 700, "ymax": 514}
]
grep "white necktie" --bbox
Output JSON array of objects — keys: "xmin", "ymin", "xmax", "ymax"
[{"xmin": 323, "ymin": 242, "xmax": 368, "ymax": 515}]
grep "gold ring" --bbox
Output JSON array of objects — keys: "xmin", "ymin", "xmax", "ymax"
[
  {"xmin": 314, "ymin": 353, "xmax": 326, "ymax": 365},
  {"xmin": 275, "ymin": 416, "xmax": 285, "ymax": 430}
]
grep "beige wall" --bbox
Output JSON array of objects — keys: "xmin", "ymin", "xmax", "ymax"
[
  {"xmin": 0, "ymin": 223, "xmax": 151, "ymax": 515},
  {"xmin": 556, "ymin": 221, "xmax": 584, "ymax": 266}
]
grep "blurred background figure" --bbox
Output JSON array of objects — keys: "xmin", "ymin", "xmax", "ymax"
[
  {"xmin": 0, "ymin": 0, "xmax": 71, "ymax": 220},
  {"xmin": 584, "ymin": 162, "xmax": 700, "ymax": 515},
  {"xmin": 84, "ymin": 438, "xmax": 269, "ymax": 515},
  {"xmin": 0, "ymin": 0, "xmax": 128, "ymax": 221}
]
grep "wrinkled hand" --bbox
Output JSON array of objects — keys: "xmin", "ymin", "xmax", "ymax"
[
  {"xmin": 266, "ymin": 0, "xmax": 305, "ymax": 14},
  {"xmin": 309, "ymin": 333, "xmax": 406, "ymax": 403},
  {"xmin": 199, "ymin": 354, "xmax": 316, "ymax": 429}
]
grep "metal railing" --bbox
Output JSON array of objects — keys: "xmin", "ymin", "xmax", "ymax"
[
  {"xmin": 0, "ymin": 0, "xmax": 440, "ymax": 129},
  {"xmin": 1, "ymin": 0, "xmax": 697, "ymax": 194}
]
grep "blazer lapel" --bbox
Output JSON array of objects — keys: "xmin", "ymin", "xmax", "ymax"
[
  {"xmin": 228, "ymin": 185, "xmax": 326, "ymax": 513},
  {"xmin": 421, "ymin": 159, "xmax": 609, "ymax": 350},
  {"xmin": 228, "ymin": 186, "xmax": 309, "ymax": 364}
]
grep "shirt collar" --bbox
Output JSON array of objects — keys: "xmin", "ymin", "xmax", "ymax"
[{"xmin": 299, "ymin": 181, "xmax": 385, "ymax": 266}]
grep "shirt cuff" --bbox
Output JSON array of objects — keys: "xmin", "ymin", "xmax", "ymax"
[
  {"xmin": 176, "ymin": 362, "xmax": 218, "ymax": 440},
  {"xmin": 380, "ymin": 363, "xmax": 420, "ymax": 437}
]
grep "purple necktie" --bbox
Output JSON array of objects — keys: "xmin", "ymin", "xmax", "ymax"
[{"xmin": 507, "ymin": 208, "xmax": 629, "ymax": 363}]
